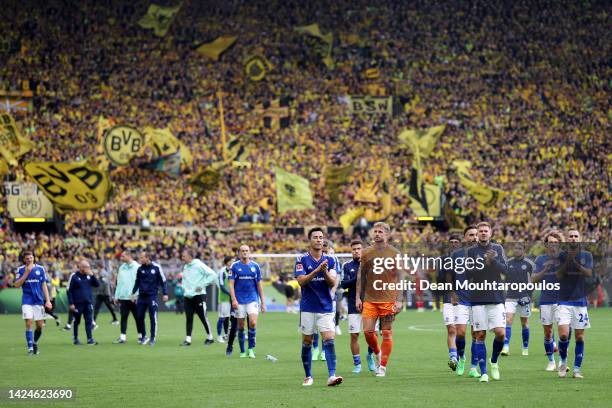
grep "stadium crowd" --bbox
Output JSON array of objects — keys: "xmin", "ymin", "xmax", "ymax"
[{"xmin": 1, "ymin": 0, "xmax": 609, "ymax": 275}]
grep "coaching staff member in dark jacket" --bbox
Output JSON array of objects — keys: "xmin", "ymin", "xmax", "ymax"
[
  {"xmin": 67, "ymin": 260, "xmax": 99, "ymax": 345},
  {"xmin": 132, "ymin": 251, "xmax": 168, "ymax": 346}
]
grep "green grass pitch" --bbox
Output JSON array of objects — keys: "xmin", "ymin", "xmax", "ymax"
[{"xmin": 1, "ymin": 309, "xmax": 610, "ymax": 408}]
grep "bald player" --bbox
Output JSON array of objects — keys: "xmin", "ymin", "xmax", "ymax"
[{"xmin": 356, "ymin": 222, "xmax": 404, "ymax": 377}]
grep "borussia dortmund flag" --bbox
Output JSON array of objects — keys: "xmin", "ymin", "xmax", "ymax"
[
  {"xmin": 274, "ymin": 167, "xmax": 314, "ymax": 214},
  {"xmin": 0, "ymin": 158, "xmax": 8, "ymax": 175},
  {"xmin": 453, "ymin": 160, "xmax": 509, "ymax": 207},
  {"xmin": 142, "ymin": 127, "xmax": 192, "ymax": 167},
  {"xmin": 102, "ymin": 125, "xmax": 145, "ymax": 167},
  {"xmin": 25, "ymin": 161, "xmax": 112, "ymax": 211},
  {"xmin": 197, "ymin": 36, "xmax": 238, "ymax": 60},
  {"xmin": 398, "ymin": 125, "xmax": 445, "ymax": 158},
  {"xmin": 0, "ymin": 113, "xmax": 33, "ymax": 165},
  {"xmin": 140, "ymin": 152, "xmax": 181, "ymax": 177},
  {"xmin": 138, "ymin": 3, "xmax": 182, "ymax": 37},
  {"xmin": 94, "ymin": 116, "xmax": 115, "ymax": 171},
  {"xmin": 244, "ymin": 55, "xmax": 273, "ymax": 81},
  {"xmin": 225, "ymin": 134, "xmax": 250, "ymax": 165}
]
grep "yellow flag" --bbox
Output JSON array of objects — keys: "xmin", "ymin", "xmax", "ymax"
[
  {"xmin": 25, "ymin": 162, "xmax": 112, "ymax": 211},
  {"xmin": 102, "ymin": 124, "xmax": 145, "ymax": 166},
  {"xmin": 94, "ymin": 116, "xmax": 115, "ymax": 170},
  {"xmin": 324, "ymin": 164, "xmax": 353, "ymax": 204},
  {"xmin": 196, "ymin": 36, "xmax": 238, "ymax": 60},
  {"xmin": 0, "ymin": 113, "xmax": 33, "ymax": 165},
  {"xmin": 275, "ymin": 167, "xmax": 314, "ymax": 214},
  {"xmin": 0, "ymin": 158, "xmax": 8, "ymax": 175},
  {"xmin": 138, "ymin": 3, "xmax": 181, "ymax": 37},
  {"xmin": 453, "ymin": 160, "xmax": 509, "ymax": 207},
  {"xmin": 398, "ymin": 125, "xmax": 445, "ymax": 158},
  {"xmin": 189, "ymin": 167, "xmax": 221, "ymax": 194},
  {"xmin": 339, "ymin": 207, "xmax": 365, "ymax": 231}
]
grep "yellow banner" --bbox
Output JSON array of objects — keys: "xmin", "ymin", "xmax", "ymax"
[
  {"xmin": 142, "ymin": 127, "xmax": 192, "ymax": 167},
  {"xmin": 453, "ymin": 160, "xmax": 509, "ymax": 207},
  {"xmin": 275, "ymin": 167, "xmax": 314, "ymax": 214},
  {"xmin": 197, "ymin": 36, "xmax": 238, "ymax": 60},
  {"xmin": 93, "ymin": 116, "xmax": 115, "ymax": 170},
  {"xmin": 398, "ymin": 125, "xmax": 445, "ymax": 158},
  {"xmin": 189, "ymin": 168, "xmax": 221, "ymax": 194},
  {"xmin": 0, "ymin": 158, "xmax": 7, "ymax": 175},
  {"xmin": 25, "ymin": 162, "xmax": 112, "ymax": 211},
  {"xmin": 138, "ymin": 3, "xmax": 181, "ymax": 37},
  {"xmin": 324, "ymin": 164, "xmax": 353, "ymax": 204},
  {"xmin": 0, "ymin": 113, "xmax": 33, "ymax": 165},
  {"xmin": 4, "ymin": 182, "xmax": 54, "ymax": 219}
]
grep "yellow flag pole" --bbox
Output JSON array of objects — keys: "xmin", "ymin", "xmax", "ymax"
[{"xmin": 217, "ymin": 91, "xmax": 228, "ymax": 163}]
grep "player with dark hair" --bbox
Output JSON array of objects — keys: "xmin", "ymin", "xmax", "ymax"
[
  {"xmin": 14, "ymin": 251, "xmax": 52, "ymax": 355},
  {"xmin": 296, "ymin": 227, "xmax": 342, "ymax": 387}
]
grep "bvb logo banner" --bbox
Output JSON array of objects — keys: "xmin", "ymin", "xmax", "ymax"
[
  {"xmin": 244, "ymin": 55, "xmax": 272, "ymax": 81},
  {"xmin": 25, "ymin": 162, "xmax": 112, "ymax": 211},
  {"xmin": 103, "ymin": 125, "xmax": 145, "ymax": 166}
]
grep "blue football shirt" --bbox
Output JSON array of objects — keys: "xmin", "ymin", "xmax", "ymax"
[
  {"xmin": 229, "ymin": 261, "xmax": 261, "ymax": 304},
  {"xmin": 294, "ymin": 252, "xmax": 336, "ymax": 313},
  {"xmin": 15, "ymin": 264, "xmax": 47, "ymax": 306}
]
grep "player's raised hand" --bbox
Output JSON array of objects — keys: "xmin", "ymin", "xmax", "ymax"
[{"xmin": 319, "ymin": 259, "xmax": 328, "ymax": 273}]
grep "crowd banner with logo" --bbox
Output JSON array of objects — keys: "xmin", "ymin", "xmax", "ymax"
[
  {"xmin": 102, "ymin": 125, "xmax": 145, "ymax": 166},
  {"xmin": 453, "ymin": 160, "xmax": 509, "ymax": 207},
  {"xmin": 24, "ymin": 162, "xmax": 112, "ymax": 211},
  {"xmin": 244, "ymin": 55, "xmax": 273, "ymax": 81},
  {"xmin": 348, "ymin": 96, "xmax": 393, "ymax": 115},
  {"xmin": 398, "ymin": 125, "xmax": 445, "ymax": 158},
  {"xmin": 4, "ymin": 182, "xmax": 54, "ymax": 220}
]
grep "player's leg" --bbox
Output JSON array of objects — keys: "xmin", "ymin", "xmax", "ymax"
[
  {"xmin": 246, "ymin": 302, "xmax": 259, "ymax": 357},
  {"xmin": 557, "ymin": 323, "xmax": 571, "ymax": 377},
  {"xmin": 443, "ymin": 303, "xmax": 457, "ymax": 370},
  {"xmin": 84, "ymin": 303, "xmax": 97, "ymax": 344},
  {"xmin": 226, "ymin": 313, "xmax": 238, "ymax": 356},
  {"xmin": 47, "ymin": 299, "xmax": 60, "ymax": 325},
  {"xmin": 216, "ymin": 302, "xmax": 227, "ymax": 341},
  {"xmin": 489, "ymin": 304, "xmax": 506, "ymax": 381},
  {"xmin": 454, "ymin": 304, "xmax": 469, "ymax": 375},
  {"xmin": 300, "ymin": 312, "xmax": 315, "ymax": 385},
  {"xmin": 63, "ymin": 308, "xmax": 74, "ymax": 331},
  {"xmin": 570, "ymin": 306, "xmax": 589, "ymax": 378},
  {"xmin": 182, "ymin": 296, "xmax": 195, "ymax": 345},
  {"xmin": 114, "ymin": 300, "xmax": 129, "ymax": 343},
  {"xmin": 23, "ymin": 305, "xmax": 35, "ymax": 353},
  {"xmin": 502, "ymin": 300, "xmax": 515, "ymax": 355},
  {"xmin": 471, "ymin": 305, "xmax": 488, "ymax": 381},
  {"xmin": 148, "ymin": 299, "xmax": 158, "ymax": 345},
  {"xmin": 236, "ymin": 304, "xmax": 247, "ymax": 356},
  {"xmin": 319, "ymin": 313, "xmax": 342, "ymax": 386},
  {"xmin": 93, "ymin": 295, "xmax": 103, "ymax": 328},
  {"xmin": 136, "ymin": 299, "xmax": 148, "ymax": 344},
  {"xmin": 376, "ymin": 311, "xmax": 395, "ymax": 377},
  {"xmin": 520, "ymin": 313, "xmax": 530, "ymax": 356},
  {"xmin": 348, "ymin": 313, "xmax": 362, "ymax": 373},
  {"xmin": 33, "ymin": 315, "xmax": 44, "ymax": 354},
  {"xmin": 72, "ymin": 306, "xmax": 83, "ymax": 345},
  {"xmin": 193, "ymin": 295, "xmax": 214, "ymax": 344}
]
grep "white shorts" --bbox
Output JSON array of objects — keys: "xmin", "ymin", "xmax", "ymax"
[
  {"xmin": 348, "ymin": 313, "xmax": 362, "ymax": 333},
  {"xmin": 505, "ymin": 300, "xmax": 531, "ymax": 318},
  {"xmin": 454, "ymin": 304, "xmax": 471, "ymax": 326},
  {"xmin": 218, "ymin": 301, "xmax": 231, "ymax": 318},
  {"xmin": 300, "ymin": 312, "xmax": 335, "ymax": 335},
  {"xmin": 471, "ymin": 304, "xmax": 505, "ymax": 331},
  {"xmin": 557, "ymin": 305, "xmax": 591, "ymax": 329},
  {"xmin": 540, "ymin": 304, "xmax": 558, "ymax": 326},
  {"xmin": 236, "ymin": 302, "xmax": 259, "ymax": 319},
  {"xmin": 22, "ymin": 304, "xmax": 45, "ymax": 321},
  {"xmin": 443, "ymin": 303, "xmax": 456, "ymax": 326}
]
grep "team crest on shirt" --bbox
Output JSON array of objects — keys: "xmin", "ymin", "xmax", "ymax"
[
  {"xmin": 521, "ymin": 264, "xmax": 527, "ymax": 270},
  {"xmin": 251, "ymin": 266, "xmax": 256, "ymax": 272},
  {"xmin": 35, "ymin": 270, "xmax": 40, "ymax": 276},
  {"xmin": 151, "ymin": 270, "xmax": 156, "ymax": 274},
  {"xmin": 296, "ymin": 263, "xmax": 303, "ymax": 272}
]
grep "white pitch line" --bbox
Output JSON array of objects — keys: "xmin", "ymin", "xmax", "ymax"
[{"xmin": 407, "ymin": 324, "xmax": 442, "ymax": 332}]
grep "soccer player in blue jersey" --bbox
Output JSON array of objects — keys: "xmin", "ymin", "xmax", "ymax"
[
  {"xmin": 296, "ymin": 227, "xmax": 343, "ymax": 387},
  {"xmin": 502, "ymin": 242, "xmax": 535, "ymax": 356},
  {"xmin": 13, "ymin": 251, "xmax": 52, "ymax": 355},
  {"xmin": 341, "ymin": 239, "xmax": 375, "ymax": 373},
  {"xmin": 67, "ymin": 260, "xmax": 100, "ymax": 345},
  {"xmin": 466, "ymin": 222, "xmax": 507, "ymax": 382},
  {"xmin": 229, "ymin": 245, "xmax": 266, "ymax": 358},
  {"xmin": 441, "ymin": 235, "xmax": 462, "ymax": 371},
  {"xmin": 448, "ymin": 225, "xmax": 478, "ymax": 377},
  {"xmin": 556, "ymin": 229, "xmax": 592, "ymax": 379},
  {"xmin": 532, "ymin": 231, "xmax": 564, "ymax": 371},
  {"xmin": 132, "ymin": 251, "xmax": 168, "ymax": 346}
]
